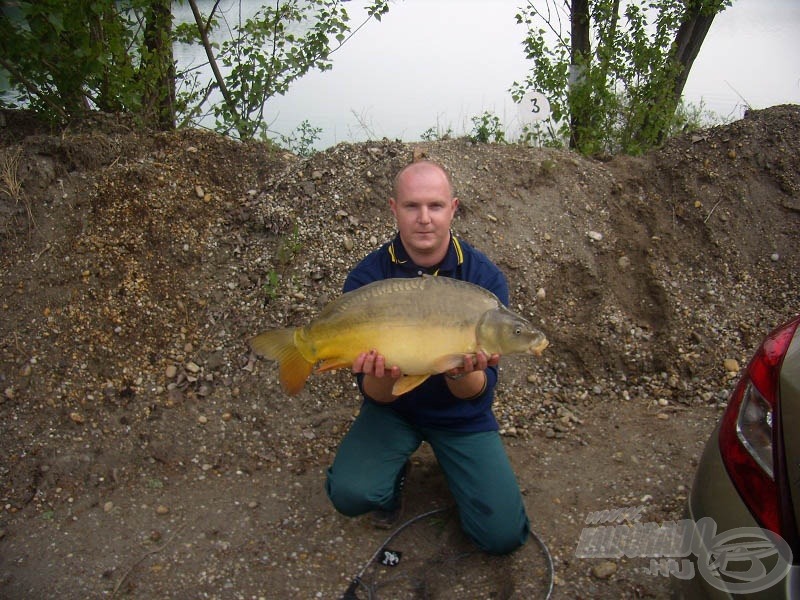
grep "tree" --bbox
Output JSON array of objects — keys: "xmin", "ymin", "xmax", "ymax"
[
  {"xmin": 0, "ymin": 0, "xmax": 390, "ymax": 140},
  {"xmin": 512, "ymin": 0, "xmax": 731, "ymax": 155},
  {"xmin": 180, "ymin": 0, "xmax": 389, "ymax": 140},
  {"xmin": 0, "ymin": 0, "xmax": 170, "ymax": 128}
]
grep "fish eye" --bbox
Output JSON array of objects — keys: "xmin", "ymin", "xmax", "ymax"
[{"xmin": 514, "ymin": 327, "xmax": 522, "ymax": 336}]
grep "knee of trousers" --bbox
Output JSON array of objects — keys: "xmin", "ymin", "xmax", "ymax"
[
  {"xmin": 462, "ymin": 510, "xmax": 530, "ymax": 556},
  {"xmin": 325, "ymin": 469, "xmax": 389, "ymax": 517}
]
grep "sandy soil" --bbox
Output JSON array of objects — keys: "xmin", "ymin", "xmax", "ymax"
[{"xmin": 0, "ymin": 104, "xmax": 798, "ymax": 598}]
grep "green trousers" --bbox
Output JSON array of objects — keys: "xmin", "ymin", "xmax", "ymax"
[{"xmin": 325, "ymin": 401, "xmax": 530, "ymax": 555}]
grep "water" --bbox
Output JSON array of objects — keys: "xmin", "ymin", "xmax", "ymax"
[
  {"xmin": 192, "ymin": 0, "xmax": 794, "ymax": 149},
  {"xmin": 5, "ymin": 1, "xmax": 797, "ymax": 149}
]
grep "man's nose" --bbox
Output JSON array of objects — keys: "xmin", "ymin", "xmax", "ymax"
[{"xmin": 418, "ymin": 207, "xmax": 431, "ymax": 223}]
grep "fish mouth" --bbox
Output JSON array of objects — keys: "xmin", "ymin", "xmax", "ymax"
[{"xmin": 529, "ymin": 336, "xmax": 549, "ymax": 356}]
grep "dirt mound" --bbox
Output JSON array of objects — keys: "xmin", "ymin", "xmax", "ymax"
[{"xmin": 0, "ymin": 105, "xmax": 798, "ymax": 598}]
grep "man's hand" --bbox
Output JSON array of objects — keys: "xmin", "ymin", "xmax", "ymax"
[
  {"xmin": 352, "ymin": 350, "xmax": 402, "ymax": 379},
  {"xmin": 445, "ymin": 352, "xmax": 500, "ymax": 378},
  {"xmin": 444, "ymin": 352, "xmax": 499, "ymax": 400},
  {"xmin": 353, "ymin": 350, "xmax": 401, "ymax": 403}
]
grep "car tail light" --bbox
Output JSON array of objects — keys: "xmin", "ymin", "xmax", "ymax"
[{"xmin": 718, "ymin": 316, "xmax": 800, "ymax": 539}]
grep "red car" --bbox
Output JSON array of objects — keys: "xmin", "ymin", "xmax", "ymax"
[{"xmin": 676, "ymin": 314, "xmax": 800, "ymax": 598}]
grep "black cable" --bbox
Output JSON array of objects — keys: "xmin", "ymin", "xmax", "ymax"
[
  {"xmin": 529, "ymin": 527, "xmax": 554, "ymax": 600},
  {"xmin": 341, "ymin": 507, "xmax": 448, "ymax": 600},
  {"xmin": 340, "ymin": 507, "xmax": 555, "ymax": 600}
]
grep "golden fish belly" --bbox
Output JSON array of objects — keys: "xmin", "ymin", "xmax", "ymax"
[{"xmin": 306, "ymin": 321, "xmax": 477, "ymax": 375}]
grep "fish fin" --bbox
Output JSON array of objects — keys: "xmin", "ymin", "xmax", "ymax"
[
  {"xmin": 431, "ymin": 354, "xmax": 465, "ymax": 373},
  {"xmin": 315, "ymin": 358, "xmax": 351, "ymax": 373},
  {"xmin": 250, "ymin": 329, "xmax": 313, "ymax": 395},
  {"xmin": 392, "ymin": 374, "xmax": 431, "ymax": 396}
]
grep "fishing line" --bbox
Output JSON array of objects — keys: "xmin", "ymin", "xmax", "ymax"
[{"xmin": 339, "ymin": 508, "xmax": 555, "ymax": 600}]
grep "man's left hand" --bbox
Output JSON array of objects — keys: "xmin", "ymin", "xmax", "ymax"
[{"xmin": 445, "ymin": 352, "xmax": 500, "ymax": 378}]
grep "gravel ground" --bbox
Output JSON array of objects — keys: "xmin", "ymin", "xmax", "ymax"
[{"xmin": 0, "ymin": 105, "xmax": 798, "ymax": 598}]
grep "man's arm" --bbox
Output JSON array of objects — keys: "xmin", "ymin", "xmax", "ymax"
[{"xmin": 443, "ymin": 351, "xmax": 500, "ymax": 400}]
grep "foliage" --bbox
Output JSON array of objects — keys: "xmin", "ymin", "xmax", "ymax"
[
  {"xmin": 420, "ymin": 124, "xmax": 454, "ymax": 142},
  {"xmin": 188, "ymin": 0, "xmax": 389, "ymax": 139},
  {"xmin": 511, "ymin": 0, "xmax": 730, "ymax": 155},
  {"xmin": 469, "ymin": 111, "xmax": 506, "ymax": 144},
  {"xmin": 278, "ymin": 120, "xmax": 323, "ymax": 157},
  {"xmin": 0, "ymin": 0, "xmax": 391, "ymax": 142},
  {"xmin": 0, "ymin": 0, "xmax": 147, "ymax": 121}
]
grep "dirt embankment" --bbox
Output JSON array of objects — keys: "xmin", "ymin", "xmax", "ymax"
[{"xmin": 0, "ymin": 105, "xmax": 798, "ymax": 598}]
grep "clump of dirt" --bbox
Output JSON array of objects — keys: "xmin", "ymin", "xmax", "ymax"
[{"xmin": 0, "ymin": 105, "xmax": 798, "ymax": 599}]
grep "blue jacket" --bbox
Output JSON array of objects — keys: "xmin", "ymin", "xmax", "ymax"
[{"xmin": 343, "ymin": 233, "xmax": 509, "ymax": 432}]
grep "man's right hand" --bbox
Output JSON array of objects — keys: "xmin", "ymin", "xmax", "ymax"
[
  {"xmin": 352, "ymin": 349, "xmax": 402, "ymax": 379},
  {"xmin": 352, "ymin": 350, "xmax": 402, "ymax": 403}
]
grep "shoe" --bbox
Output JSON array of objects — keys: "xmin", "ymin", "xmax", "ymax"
[{"xmin": 371, "ymin": 460, "xmax": 411, "ymax": 529}]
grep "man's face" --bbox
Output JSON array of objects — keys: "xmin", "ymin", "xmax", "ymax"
[{"xmin": 390, "ymin": 164, "xmax": 458, "ymax": 267}]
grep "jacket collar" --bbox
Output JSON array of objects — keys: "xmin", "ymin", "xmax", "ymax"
[{"xmin": 387, "ymin": 232, "xmax": 464, "ymax": 275}]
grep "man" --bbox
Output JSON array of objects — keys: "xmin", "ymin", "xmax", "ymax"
[{"xmin": 325, "ymin": 160, "xmax": 530, "ymax": 555}]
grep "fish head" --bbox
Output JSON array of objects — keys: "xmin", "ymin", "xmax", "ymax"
[{"xmin": 477, "ymin": 307, "xmax": 549, "ymax": 356}]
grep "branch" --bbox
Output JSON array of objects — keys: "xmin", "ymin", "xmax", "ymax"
[
  {"xmin": 186, "ymin": 0, "xmax": 238, "ymax": 123},
  {"xmin": 0, "ymin": 56, "xmax": 68, "ymax": 121},
  {"xmin": 111, "ymin": 522, "xmax": 187, "ymax": 598},
  {"xmin": 525, "ymin": 0, "xmax": 569, "ymax": 50}
]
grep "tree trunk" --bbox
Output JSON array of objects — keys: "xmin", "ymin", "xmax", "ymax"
[
  {"xmin": 671, "ymin": 6, "xmax": 717, "ymax": 107},
  {"xmin": 142, "ymin": 0, "xmax": 176, "ymax": 130},
  {"xmin": 569, "ymin": 0, "xmax": 590, "ymax": 149},
  {"xmin": 652, "ymin": 3, "xmax": 720, "ymax": 142}
]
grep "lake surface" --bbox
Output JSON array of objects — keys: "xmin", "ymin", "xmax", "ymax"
[
  {"xmin": 103, "ymin": 1, "xmax": 800, "ymax": 149},
  {"xmin": 3, "ymin": 2, "xmax": 794, "ymax": 148}
]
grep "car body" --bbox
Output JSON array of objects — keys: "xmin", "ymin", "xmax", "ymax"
[{"xmin": 675, "ymin": 314, "xmax": 800, "ymax": 599}]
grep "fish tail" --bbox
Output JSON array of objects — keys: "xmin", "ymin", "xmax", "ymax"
[{"xmin": 250, "ymin": 329, "xmax": 313, "ymax": 395}]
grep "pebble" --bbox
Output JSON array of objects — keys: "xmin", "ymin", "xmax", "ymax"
[
  {"xmin": 591, "ymin": 561, "xmax": 618, "ymax": 579},
  {"xmin": 103, "ymin": 501, "xmax": 114, "ymax": 513},
  {"xmin": 3, "ymin": 387, "xmax": 13, "ymax": 400},
  {"xmin": 770, "ymin": 253, "xmax": 780, "ymax": 262},
  {"xmin": 165, "ymin": 365, "xmax": 178, "ymax": 379},
  {"xmin": 342, "ymin": 236, "xmax": 354, "ymax": 251},
  {"xmin": 155, "ymin": 505, "xmax": 170, "ymax": 515},
  {"xmin": 197, "ymin": 415, "xmax": 208, "ymax": 424},
  {"xmin": 618, "ymin": 255, "xmax": 631, "ymax": 269},
  {"xmin": 587, "ymin": 231, "xmax": 603, "ymax": 241},
  {"xmin": 185, "ymin": 361, "xmax": 201, "ymax": 374},
  {"xmin": 195, "ymin": 185, "xmax": 205, "ymax": 199},
  {"xmin": 723, "ymin": 358, "xmax": 739, "ymax": 373},
  {"xmin": 69, "ymin": 412, "xmax": 85, "ymax": 424},
  {"xmin": 536, "ymin": 287, "xmax": 546, "ymax": 301}
]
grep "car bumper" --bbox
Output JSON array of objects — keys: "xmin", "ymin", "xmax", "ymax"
[{"xmin": 674, "ymin": 425, "xmax": 798, "ymax": 599}]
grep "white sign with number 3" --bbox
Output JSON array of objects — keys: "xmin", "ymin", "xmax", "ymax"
[{"xmin": 517, "ymin": 91, "xmax": 551, "ymax": 124}]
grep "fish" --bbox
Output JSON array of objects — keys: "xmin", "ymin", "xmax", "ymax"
[{"xmin": 249, "ymin": 275, "xmax": 549, "ymax": 396}]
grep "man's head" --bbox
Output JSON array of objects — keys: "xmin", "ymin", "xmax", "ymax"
[{"xmin": 390, "ymin": 160, "xmax": 458, "ymax": 268}]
